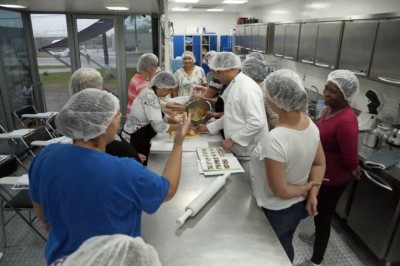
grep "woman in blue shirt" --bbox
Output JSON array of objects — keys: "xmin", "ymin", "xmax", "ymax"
[{"xmin": 29, "ymin": 89, "xmax": 190, "ymax": 265}]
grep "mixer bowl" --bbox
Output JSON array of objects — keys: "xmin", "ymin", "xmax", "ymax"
[{"xmin": 184, "ymin": 100, "xmax": 211, "ymax": 127}]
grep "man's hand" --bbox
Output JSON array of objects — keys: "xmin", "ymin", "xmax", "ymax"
[
  {"xmin": 196, "ymin": 124, "xmax": 208, "ymax": 133},
  {"xmin": 222, "ymin": 138, "xmax": 234, "ymax": 150}
]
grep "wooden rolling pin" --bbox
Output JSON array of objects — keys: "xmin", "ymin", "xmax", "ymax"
[{"xmin": 176, "ymin": 172, "xmax": 231, "ymax": 228}]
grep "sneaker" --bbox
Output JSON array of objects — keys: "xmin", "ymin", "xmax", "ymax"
[{"xmin": 298, "ymin": 231, "xmax": 315, "ymax": 245}]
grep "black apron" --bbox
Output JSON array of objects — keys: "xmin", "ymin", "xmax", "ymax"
[{"xmin": 122, "ymin": 112, "xmax": 165, "ymax": 166}]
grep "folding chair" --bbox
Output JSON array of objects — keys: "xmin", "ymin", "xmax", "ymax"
[
  {"xmin": 0, "ymin": 155, "xmax": 47, "ymax": 247},
  {"xmin": 45, "ymin": 115, "xmax": 62, "ymax": 138},
  {"xmin": 13, "ymin": 105, "xmax": 39, "ymax": 129},
  {"xmin": 0, "ymin": 125, "xmax": 17, "ymax": 146},
  {"xmin": 21, "ymin": 126, "xmax": 53, "ymax": 158}
]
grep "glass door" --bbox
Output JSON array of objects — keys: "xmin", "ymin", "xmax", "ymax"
[
  {"xmin": 75, "ymin": 17, "xmax": 118, "ymax": 97},
  {"xmin": 0, "ymin": 9, "xmax": 34, "ymax": 129},
  {"xmin": 31, "ymin": 14, "xmax": 71, "ymax": 112}
]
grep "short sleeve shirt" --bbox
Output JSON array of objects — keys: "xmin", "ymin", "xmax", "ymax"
[
  {"xmin": 29, "ymin": 144, "xmax": 169, "ymax": 264},
  {"xmin": 174, "ymin": 66, "xmax": 207, "ymax": 96}
]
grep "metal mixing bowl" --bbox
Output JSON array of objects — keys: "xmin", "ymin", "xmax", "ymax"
[{"xmin": 184, "ymin": 99, "xmax": 211, "ymax": 127}]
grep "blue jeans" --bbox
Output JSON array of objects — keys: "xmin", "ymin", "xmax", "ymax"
[{"xmin": 262, "ymin": 200, "xmax": 308, "ymax": 262}]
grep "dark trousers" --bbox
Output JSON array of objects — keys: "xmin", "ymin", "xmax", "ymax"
[
  {"xmin": 311, "ymin": 182, "xmax": 348, "ymax": 264},
  {"xmin": 262, "ymin": 200, "xmax": 308, "ymax": 262}
]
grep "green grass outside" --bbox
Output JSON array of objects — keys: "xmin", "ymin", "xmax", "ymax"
[
  {"xmin": 40, "ymin": 67, "xmax": 138, "ymax": 93},
  {"xmin": 39, "ymin": 65, "xmax": 71, "ymax": 70}
]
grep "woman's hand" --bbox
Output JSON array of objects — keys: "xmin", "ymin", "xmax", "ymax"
[
  {"xmin": 139, "ymin": 154, "xmax": 147, "ymax": 163},
  {"xmin": 163, "ymin": 108, "xmax": 175, "ymax": 118},
  {"xmin": 193, "ymin": 93, "xmax": 205, "ymax": 100},
  {"xmin": 193, "ymin": 84, "xmax": 207, "ymax": 92},
  {"xmin": 351, "ymin": 165, "xmax": 361, "ymax": 180},
  {"xmin": 306, "ymin": 194, "xmax": 318, "ymax": 216},
  {"xmin": 174, "ymin": 112, "xmax": 191, "ymax": 145}
]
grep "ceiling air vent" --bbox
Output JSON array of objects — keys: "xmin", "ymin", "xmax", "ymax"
[{"xmin": 186, "ymin": 4, "xmax": 221, "ymax": 9}]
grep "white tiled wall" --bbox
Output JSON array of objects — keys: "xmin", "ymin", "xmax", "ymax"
[
  {"xmin": 169, "ymin": 0, "xmax": 400, "ymax": 115},
  {"xmin": 249, "ymin": 0, "xmax": 400, "ymax": 114}
]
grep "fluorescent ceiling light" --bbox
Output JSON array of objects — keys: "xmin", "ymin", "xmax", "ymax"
[
  {"xmin": 207, "ymin": 9, "xmax": 224, "ymax": 12},
  {"xmin": 0, "ymin": 0, "xmax": 28, "ymax": 8},
  {"xmin": 305, "ymin": 3, "xmax": 330, "ymax": 9},
  {"xmin": 222, "ymin": 0, "xmax": 248, "ymax": 4},
  {"xmin": 172, "ymin": 7, "xmax": 190, "ymax": 11},
  {"xmin": 104, "ymin": 0, "xmax": 129, "ymax": 10},
  {"xmin": 175, "ymin": 0, "xmax": 199, "ymax": 3},
  {"xmin": 271, "ymin": 10, "xmax": 289, "ymax": 14}
]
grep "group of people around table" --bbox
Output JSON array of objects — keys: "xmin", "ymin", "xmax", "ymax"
[{"xmin": 28, "ymin": 49, "xmax": 361, "ymax": 266}]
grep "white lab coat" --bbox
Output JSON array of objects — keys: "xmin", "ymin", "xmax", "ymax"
[{"xmin": 207, "ymin": 72, "xmax": 268, "ymax": 157}]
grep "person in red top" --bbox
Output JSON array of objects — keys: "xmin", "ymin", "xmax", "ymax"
[
  {"xmin": 126, "ymin": 53, "xmax": 159, "ymax": 115},
  {"xmin": 298, "ymin": 70, "xmax": 362, "ymax": 266}
]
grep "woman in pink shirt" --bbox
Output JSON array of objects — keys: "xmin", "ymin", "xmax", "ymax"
[
  {"xmin": 126, "ymin": 53, "xmax": 159, "ymax": 115},
  {"xmin": 299, "ymin": 70, "xmax": 361, "ymax": 266}
]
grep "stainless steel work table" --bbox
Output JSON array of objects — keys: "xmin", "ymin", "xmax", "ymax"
[{"xmin": 142, "ymin": 151, "xmax": 291, "ymax": 266}]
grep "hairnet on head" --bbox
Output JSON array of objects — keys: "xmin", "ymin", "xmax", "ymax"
[
  {"xmin": 265, "ymin": 69, "xmax": 308, "ymax": 112},
  {"xmin": 63, "ymin": 235, "xmax": 161, "ymax": 266},
  {"xmin": 56, "ymin": 88, "xmax": 120, "ymax": 141},
  {"xmin": 203, "ymin": 50, "xmax": 217, "ymax": 64},
  {"xmin": 69, "ymin": 68, "xmax": 103, "ymax": 96},
  {"xmin": 241, "ymin": 57, "xmax": 268, "ymax": 82},
  {"xmin": 182, "ymin": 51, "xmax": 196, "ymax": 63},
  {"xmin": 137, "ymin": 53, "xmax": 158, "ymax": 73},
  {"xmin": 208, "ymin": 52, "xmax": 242, "ymax": 71},
  {"xmin": 151, "ymin": 71, "xmax": 178, "ymax": 89},
  {"xmin": 246, "ymin": 51, "xmax": 264, "ymax": 61},
  {"xmin": 327, "ymin": 70, "xmax": 359, "ymax": 102}
]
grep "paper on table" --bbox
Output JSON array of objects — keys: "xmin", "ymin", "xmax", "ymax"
[
  {"xmin": 197, "ymin": 160, "xmax": 244, "ymax": 176},
  {"xmin": 12, "ymin": 174, "xmax": 29, "ymax": 190},
  {"xmin": 196, "ymin": 147, "xmax": 244, "ymax": 176}
]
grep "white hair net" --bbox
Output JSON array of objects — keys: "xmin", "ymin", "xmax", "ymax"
[
  {"xmin": 182, "ymin": 51, "xmax": 196, "ymax": 63},
  {"xmin": 265, "ymin": 69, "xmax": 308, "ymax": 112},
  {"xmin": 56, "ymin": 88, "xmax": 120, "ymax": 141},
  {"xmin": 246, "ymin": 52, "xmax": 264, "ymax": 61},
  {"xmin": 137, "ymin": 53, "xmax": 158, "ymax": 73},
  {"xmin": 208, "ymin": 52, "xmax": 242, "ymax": 71},
  {"xmin": 63, "ymin": 235, "xmax": 161, "ymax": 266},
  {"xmin": 203, "ymin": 50, "xmax": 217, "ymax": 64},
  {"xmin": 241, "ymin": 57, "xmax": 268, "ymax": 82},
  {"xmin": 327, "ymin": 70, "xmax": 359, "ymax": 102},
  {"xmin": 69, "ymin": 68, "xmax": 103, "ymax": 96},
  {"xmin": 151, "ymin": 71, "xmax": 178, "ymax": 89}
]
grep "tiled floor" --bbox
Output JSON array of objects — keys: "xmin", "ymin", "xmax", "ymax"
[
  {"xmin": 0, "ymin": 158, "xmax": 396, "ymax": 266},
  {"xmin": 293, "ymin": 216, "xmax": 388, "ymax": 266},
  {"xmin": 0, "ymin": 212, "xmax": 395, "ymax": 266}
]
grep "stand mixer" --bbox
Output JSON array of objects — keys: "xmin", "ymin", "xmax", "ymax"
[{"xmin": 358, "ymin": 89, "xmax": 381, "ymax": 131}]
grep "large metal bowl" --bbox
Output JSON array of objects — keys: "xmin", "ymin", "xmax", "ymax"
[{"xmin": 184, "ymin": 99, "xmax": 211, "ymax": 127}]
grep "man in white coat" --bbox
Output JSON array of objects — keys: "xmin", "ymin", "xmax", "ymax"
[{"xmin": 197, "ymin": 52, "xmax": 267, "ymax": 160}]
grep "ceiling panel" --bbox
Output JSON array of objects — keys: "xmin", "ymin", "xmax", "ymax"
[
  {"xmin": 23, "ymin": 0, "xmax": 160, "ymax": 14},
  {"xmin": 17, "ymin": 0, "xmax": 284, "ymax": 14}
]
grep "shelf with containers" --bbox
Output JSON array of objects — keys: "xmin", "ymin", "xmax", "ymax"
[{"xmin": 173, "ymin": 34, "xmax": 217, "ymax": 71}]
